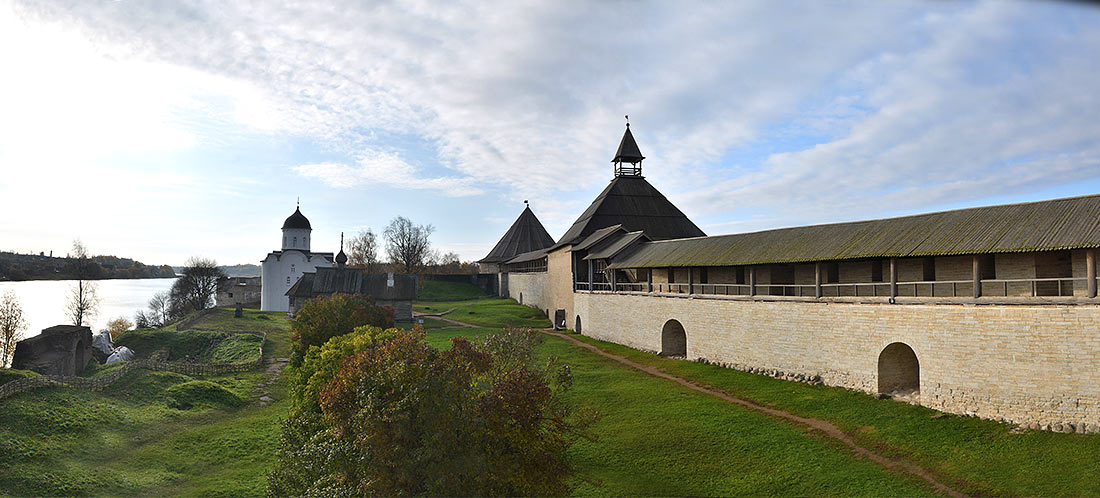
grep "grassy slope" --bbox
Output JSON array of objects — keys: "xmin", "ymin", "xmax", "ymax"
[
  {"xmin": 418, "ymin": 301, "xmax": 935, "ymax": 496},
  {"xmin": 563, "ymin": 334, "xmax": 1100, "ymax": 497},
  {"xmin": 417, "ymin": 279, "xmax": 489, "ymax": 301},
  {"xmin": 0, "ymin": 308, "xmax": 291, "ymax": 498}
]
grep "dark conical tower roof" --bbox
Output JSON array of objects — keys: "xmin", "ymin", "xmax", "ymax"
[
  {"xmin": 612, "ymin": 125, "xmax": 645, "ymax": 165},
  {"xmin": 282, "ymin": 207, "xmax": 312, "ymax": 230},
  {"xmin": 551, "ymin": 177, "xmax": 705, "ymax": 250},
  {"xmin": 479, "ymin": 204, "xmax": 556, "ymax": 264}
]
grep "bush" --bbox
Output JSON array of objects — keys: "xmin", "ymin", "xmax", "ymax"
[
  {"xmin": 269, "ymin": 327, "xmax": 597, "ymax": 496},
  {"xmin": 164, "ymin": 380, "xmax": 245, "ymax": 410},
  {"xmin": 289, "ymin": 293, "xmax": 395, "ymax": 366},
  {"xmin": 292, "ymin": 325, "xmax": 398, "ymax": 413}
]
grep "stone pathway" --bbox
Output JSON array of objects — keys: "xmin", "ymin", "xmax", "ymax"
[
  {"xmin": 433, "ymin": 312, "xmax": 967, "ymax": 498},
  {"xmin": 256, "ymin": 356, "xmax": 288, "ymax": 407}
]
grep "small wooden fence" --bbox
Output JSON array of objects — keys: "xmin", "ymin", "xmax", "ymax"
[{"xmin": 0, "ymin": 333, "xmax": 265, "ymax": 400}]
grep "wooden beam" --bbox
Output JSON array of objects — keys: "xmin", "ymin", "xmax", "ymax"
[
  {"xmin": 1089, "ymin": 249, "xmax": 1097, "ymax": 298},
  {"xmin": 889, "ymin": 258, "xmax": 897, "ymax": 298},
  {"xmin": 587, "ymin": 259, "xmax": 594, "ymax": 290},
  {"xmin": 972, "ymin": 255, "xmax": 982, "ymax": 299},
  {"xmin": 749, "ymin": 266, "xmax": 757, "ymax": 296},
  {"xmin": 689, "ymin": 267, "xmax": 694, "ymax": 294},
  {"xmin": 647, "ymin": 268, "xmax": 653, "ymax": 293},
  {"xmin": 814, "ymin": 262, "xmax": 822, "ymax": 298},
  {"xmin": 610, "ymin": 267, "xmax": 617, "ymax": 292}
]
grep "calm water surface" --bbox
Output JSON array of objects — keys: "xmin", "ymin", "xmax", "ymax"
[{"xmin": 0, "ymin": 278, "xmax": 177, "ymax": 339}]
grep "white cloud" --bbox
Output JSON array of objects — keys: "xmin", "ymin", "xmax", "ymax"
[
  {"xmin": 293, "ymin": 149, "xmax": 483, "ymax": 197},
  {"xmin": 4, "ymin": 0, "xmax": 1100, "ymax": 254}
]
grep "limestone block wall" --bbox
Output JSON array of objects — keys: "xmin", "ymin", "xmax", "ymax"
[
  {"xmin": 506, "ymin": 272, "xmax": 551, "ymax": 315},
  {"xmin": 574, "ymin": 291, "xmax": 1100, "ymax": 428},
  {"xmin": 547, "ymin": 248, "xmax": 575, "ymax": 328}
]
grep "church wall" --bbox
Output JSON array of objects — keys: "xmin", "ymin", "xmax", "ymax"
[
  {"xmin": 261, "ymin": 251, "xmax": 331, "ymax": 312},
  {"xmin": 505, "ymin": 272, "xmax": 551, "ymax": 315},
  {"xmin": 574, "ymin": 291, "xmax": 1100, "ymax": 431}
]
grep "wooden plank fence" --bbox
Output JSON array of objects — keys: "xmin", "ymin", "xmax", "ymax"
[{"xmin": 0, "ymin": 333, "xmax": 266, "ymax": 400}]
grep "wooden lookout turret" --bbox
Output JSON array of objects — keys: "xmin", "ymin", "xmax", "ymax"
[{"xmin": 613, "ymin": 117, "xmax": 645, "ymax": 177}]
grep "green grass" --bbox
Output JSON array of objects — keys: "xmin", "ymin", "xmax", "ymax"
[
  {"xmin": 395, "ymin": 317, "xmax": 452, "ymax": 330},
  {"xmin": 0, "ymin": 307, "xmax": 292, "ymax": 498},
  {"xmin": 0, "ymin": 368, "xmax": 39, "ymax": 385},
  {"xmin": 417, "ymin": 279, "xmax": 489, "ymax": 301},
  {"xmin": 414, "ymin": 297, "xmax": 551, "ymax": 329},
  {"xmin": 114, "ymin": 328, "xmax": 226, "ymax": 360},
  {"xmin": 421, "ymin": 326, "xmax": 935, "ymax": 496},
  {"xmin": 557, "ymin": 334, "xmax": 1100, "ymax": 497},
  {"xmin": 200, "ymin": 334, "xmax": 264, "ymax": 364}
]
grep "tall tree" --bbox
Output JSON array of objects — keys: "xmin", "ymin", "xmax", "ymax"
[
  {"xmin": 169, "ymin": 257, "xmax": 228, "ymax": 313},
  {"xmin": 383, "ymin": 216, "xmax": 435, "ymax": 273},
  {"xmin": 66, "ymin": 240, "xmax": 100, "ymax": 327},
  {"xmin": 0, "ymin": 291, "xmax": 27, "ymax": 368},
  {"xmin": 347, "ymin": 229, "xmax": 380, "ymax": 272},
  {"xmin": 147, "ymin": 290, "xmax": 173, "ymax": 326}
]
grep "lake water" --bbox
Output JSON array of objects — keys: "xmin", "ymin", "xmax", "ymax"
[{"xmin": 0, "ymin": 278, "xmax": 177, "ymax": 339}]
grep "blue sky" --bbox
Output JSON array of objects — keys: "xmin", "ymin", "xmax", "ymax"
[{"xmin": 1, "ymin": 1, "xmax": 1099, "ymax": 266}]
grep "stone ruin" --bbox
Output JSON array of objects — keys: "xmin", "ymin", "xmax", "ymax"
[{"xmin": 12, "ymin": 325, "xmax": 94, "ymax": 376}]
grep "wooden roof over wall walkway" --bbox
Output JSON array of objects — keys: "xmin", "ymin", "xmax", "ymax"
[{"xmin": 608, "ymin": 194, "xmax": 1100, "ymax": 269}]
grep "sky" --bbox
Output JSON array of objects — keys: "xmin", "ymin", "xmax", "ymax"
[{"xmin": 2, "ymin": 0, "xmax": 1100, "ymax": 266}]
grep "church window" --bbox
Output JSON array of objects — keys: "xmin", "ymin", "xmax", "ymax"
[
  {"xmin": 304, "ymin": 236, "xmax": 308, "ymax": 246},
  {"xmin": 291, "ymin": 264, "xmax": 295, "ymax": 273},
  {"xmin": 293, "ymin": 236, "xmax": 298, "ymax": 247},
  {"xmin": 283, "ymin": 236, "xmax": 287, "ymax": 246},
  {"xmin": 287, "ymin": 276, "xmax": 291, "ymax": 285}
]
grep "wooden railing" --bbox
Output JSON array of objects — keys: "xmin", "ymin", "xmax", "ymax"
[{"xmin": 576, "ymin": 277, "xmax": 1098, "ymax": 299}]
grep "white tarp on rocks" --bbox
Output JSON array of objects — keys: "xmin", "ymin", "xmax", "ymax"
[
  {"xmin": 106, "ymin": 346, "xmax": 134, "ymax": 364},
  {"xmin": 92, "ymin": 332, "xmax": 114, "ymax": 356}
]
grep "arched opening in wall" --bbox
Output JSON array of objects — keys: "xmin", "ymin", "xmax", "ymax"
[
  {"xmin": 660, "ymin": 319, "xmax": 687, "ymax": 357},
  {"xmin": 575, "ymin": 315, "xmax": 582, "ymax": 334},
  {"xmin": 74, "ymin": 339, "xmax": 88, "ymax": 373},
  {"xmin": 519, "ymin": 292, "xmax": 523, "ymax": 304},
  {"xmin": 877, "ymin": 342, "xmax": 920, "ymax": 397}
]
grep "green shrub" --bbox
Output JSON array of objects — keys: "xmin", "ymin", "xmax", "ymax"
[
  {"xmin": 270, "ymin": 327, "xmax": 596, "ymax": 497},
  {"xmin": 0, "ymin": 368, "xmax": 39, "ymax": 385},
  {"xmin": 164, "ymin": 380, "xmax": 245, "ymax": 410},
  {"xmin": 289, "ymin": 293, "xmax": 394, "ymax": 366},
  {"xmin": 292, "ymin": 325, "xmax": 398, "ymax": 413}
]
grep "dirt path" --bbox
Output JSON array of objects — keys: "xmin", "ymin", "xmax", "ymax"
[{"xmin": 434, "ymin": 314, "xmax": 965, "ymax": 498}]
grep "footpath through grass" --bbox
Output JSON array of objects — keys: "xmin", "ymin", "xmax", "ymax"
[
  {"xmin": 422, "ymin": 299, "xmax": 938, "ymax": 496},
  {"xmin": 0, "ymin": 307, "xmax": 292, "ymax": 498},
  {"xmin": 562, "ymin": 334, "xmax": 1100, "ymax": 497}
]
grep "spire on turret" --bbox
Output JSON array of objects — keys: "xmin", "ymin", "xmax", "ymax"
[{"xmin": 612, "ymin": 115, "xmax": 645, "ymax": 177}]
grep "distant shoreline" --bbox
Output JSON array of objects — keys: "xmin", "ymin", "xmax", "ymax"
[{"xmin": 0, "ymin": 275, "xmax": 179, "ymax": 282}]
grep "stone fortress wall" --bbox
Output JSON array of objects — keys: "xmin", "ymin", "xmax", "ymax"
[
  {"xmin": 506, "ymin": 272, "xmax": 551, "ymax": 316},
  {"xmin": 572, "ymin": 291, "xmax": 1100, "ymax": 431}
]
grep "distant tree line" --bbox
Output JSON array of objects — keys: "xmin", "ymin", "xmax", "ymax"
[
  {"xmin": 0, "ymin": 250, "xmax": 175, "ymax": 281},
  {"xmin": 345, "ymin": 217, "xmax": 477, "ymax": 275}
]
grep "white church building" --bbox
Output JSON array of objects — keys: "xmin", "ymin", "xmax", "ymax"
[{"xmin": 261, "ymin": 206, "xmax": 333, "ymax": 312}]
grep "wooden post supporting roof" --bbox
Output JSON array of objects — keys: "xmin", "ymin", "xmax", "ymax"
[
  {"xmin": 1088, "ymin": 249, "xmax": 1097, "ymax": 298},
  {"xmin": 588, "ymin": 259, "xmax": 594, "ymax": 291},
  {"xmin": 890, "ymin": 258, "xmax": 898, "ymax": 298},
  {"xmin": 814, "ymin": 262, "xmax": 822, "ymax": 298},
  {"xmin": 647, "ymin": 268, "xmax": 653, "ymax": 293},
  {"xmin": 610, "ymin": 268, "xmax": 617, "ymax": 292},
  {"xmin": 749, "ymin": 266, "xmax": 757, "ymax": 296},
  {"xmin": 689, "ymin": 267, "xmax": 694, "ymax": 295},
  {"xmin": 972, "ymin": 255, "xmax": 982, "ymax": 299}
]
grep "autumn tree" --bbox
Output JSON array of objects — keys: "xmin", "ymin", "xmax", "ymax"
[
  {"xmin": 268, "ymin": 327, "xmax": 597, "ymax": 496},
  {"xmin": 169, "ymin": 257, "xmax": 227, "ymax": 313},
  {"xmin": 106, "ymin": 317, "xmax": 134, "ymax": 340},
  {"xmin": 383, "ymin": 216, "xmax": 435, "ymax": 273},
  {"xmin": 288, "ymin": 293, "xmax": 395, "ymax": 365},
  {"xmin": 347, "ymin": 229, "xmax": 380, "ymax": 272},
  {"xmin": 0, "ymin": 291, "xmax": 27, "ymax": 368},
  {"xmin": 66, "ymin": 240, "xmax": 100, "ymax": 327}
]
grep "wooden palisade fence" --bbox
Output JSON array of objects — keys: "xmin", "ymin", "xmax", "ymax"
[{"xmin": 0, "ymin": 333, "xmax": 266, "ymax": 400}]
